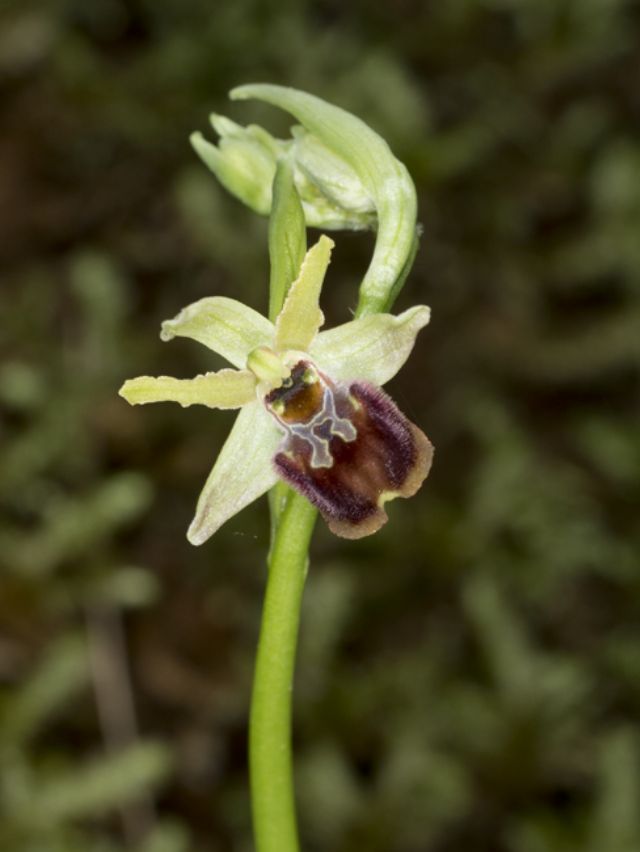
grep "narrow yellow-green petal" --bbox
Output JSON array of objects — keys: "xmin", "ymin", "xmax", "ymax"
[
  {"xmin": 119, "ymin": 370, "xmax": 256, "ymax": 409},
  {"xmin": 188, "ymin": 402, "xmax": 281, "ymax": 545},
  {"xmin": 274, "ymin": 235, "xmax": 334, "ymax": 353},
  {"xmin": 160, "ymin": 297, "xmax": 275, "ymax": 369},
  {"xmin": 309, "ymin": 305, "xmax": 430, "ymax": 386}
]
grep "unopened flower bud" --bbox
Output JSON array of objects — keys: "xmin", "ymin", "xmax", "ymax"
[{"xmin": 190, "ymin": 116, "xmax": 286, "ymax": 215}]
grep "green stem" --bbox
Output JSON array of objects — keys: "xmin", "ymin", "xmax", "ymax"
[{"xmin": 249, "ymin": 491, "xmax": 317, "ymax": 852}]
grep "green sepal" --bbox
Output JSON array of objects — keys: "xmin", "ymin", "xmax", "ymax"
[
  {"xmin": 187, "ymin": 402, "xmax": 281, "ymax": 545},
  {"xmin": 309, "ymin": 305, "xmax": 430, "ymax": 386},
  {"xmin": 160, "ymin": 296, "xmax": 274, "ymax": 369}
]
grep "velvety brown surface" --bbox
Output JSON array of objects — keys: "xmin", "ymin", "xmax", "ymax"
[{"xmin": 275, "ymin": 381, "xmax": 433, "ymax": 538}]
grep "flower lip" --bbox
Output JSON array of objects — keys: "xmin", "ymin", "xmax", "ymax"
[{"xmin": 273, "ymin": 380, "xmax": 433, "ymax": 538}]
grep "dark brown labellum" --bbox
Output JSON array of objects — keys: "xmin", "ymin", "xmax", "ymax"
[{"xmin": 266, "ymin": 361, "xmax": 433, "ymax": 538}]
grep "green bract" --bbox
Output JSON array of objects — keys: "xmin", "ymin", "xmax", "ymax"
[
  {"xmin": 191, "ymin": 84, "xmax": 418, "ymax": 316},
  {"xmin": 119, "ymin": 236, "xmax": 430, "ymax": 545}
]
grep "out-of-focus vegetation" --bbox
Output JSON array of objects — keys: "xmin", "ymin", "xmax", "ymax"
[{"xmin": 1, "ymin": 1, "xmax": 639, "ymax": 850}]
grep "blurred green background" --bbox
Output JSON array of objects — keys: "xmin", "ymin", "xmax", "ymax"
[{"xmin": 1, "ymin": 1, "xmax": 640, "ymax": 851}]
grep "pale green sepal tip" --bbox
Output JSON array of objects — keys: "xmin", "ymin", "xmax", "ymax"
[
  {"xmin": 209, "ymin": 113, "xmax": 241, "ymax": 137},
  {"xmin": 229, "ymin": 84, "xmax": 392, "ymax": 175},
  {"xmin": 187, "ymin": 402, "xmax": 281, "ymax": 545},
  {"xmin": 160, "ymin": 296, "xmax": 275, "ymax": 370},
  {"xmin": 190, "ymin": 131, "xmax": 223, "ymax": 172},
  {"xmin": 309, "ymin": 304, "xmax": 430, "ymax": 387},
  {"xmin": 247, "ymin": 123, "xmax": 284, "ymax": 156},
  {"xmin": 190, "ymin": 130, "xmax": 274, "ymax": 216},
  {"xmin": 275, "ymin": 235, "xmax": 334, "ymax": 353}
]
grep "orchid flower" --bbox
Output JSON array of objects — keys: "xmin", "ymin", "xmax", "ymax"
[{"xmin": 120, "ymin": 235, "xmax": 432, "ymax": 544}]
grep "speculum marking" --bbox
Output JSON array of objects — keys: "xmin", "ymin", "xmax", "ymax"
[{"xmin": 265, "ymin": 361, "xmax": 357, "ymax": 469}]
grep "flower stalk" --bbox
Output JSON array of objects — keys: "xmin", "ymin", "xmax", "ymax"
[{"xmin": 250, "ymin": 490, "xmax": 316, "ymax": 852}]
